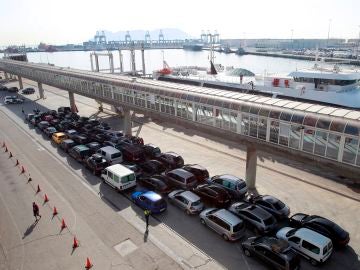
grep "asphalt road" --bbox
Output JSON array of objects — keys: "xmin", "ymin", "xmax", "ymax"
[{"xmin": 0, "ymin": 79, "xmax": 359, "ymax": 270}]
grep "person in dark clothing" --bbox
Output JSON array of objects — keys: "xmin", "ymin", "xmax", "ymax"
[
  {"xmin": 21, "ymin": 107, "xmax": 25, "ymax": 114},
  {"xmin": 32, "ymin": 202, "xmax": 41, "ymax": 221},
  {"xmin": 144, "ymin": 209, "xmax": 151, "ymax": 231}
]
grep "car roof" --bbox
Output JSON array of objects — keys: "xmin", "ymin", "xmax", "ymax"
[
  {"xmin": 143, "ymin": 191, "xmax": 162, "ymax": 202},
  {"xmin": 63, "ymin": 139, "xmax": 74, "ymax": 143},
  {"xmin": 106, "ymin": 164, "xmax": 134, "ymax": 176},
  {"xmin": 169, "ymin": 168, "xmax": 194, "ymax": 178},
  {"xmin": 261, "ymin": 195, "xmax": 280, "ymax": 204},
  {"xmin": 180, "ymin": 191, "xmax": 200, "ymax": 202},
  {"xmin": 99, "ymin": 146, "xmax": 121, "ymax": 154},
  {"xmin": 295, "ymin": 228, "xmax": 331, "ymax": 246},
  {"xmin": 214, "ymin": 209, "xmax": 242, "ymax": 225},
  {"xmin": 164, "ymin": 151, "xmax": 180, "ymax": 157},
  {"xmin": 215, "ymin": 174, "xmax": 244, "ymax": 183},
  {"xmin": 235, "ymin": 203, "xmax": 272, "ymax": 219},
  {"xmin": 75, "ymin": 145, "xmax": 89, "ymax": 151},
  {"xmin": 185, "ymin": 164, "xmax": 207, "ymax": 170}
]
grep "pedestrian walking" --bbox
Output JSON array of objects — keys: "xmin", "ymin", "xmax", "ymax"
[
  {"xmin": 144, "ymin": 209, "xmax": 151, "ymax": 231},
  {"xmin": 32, "ymin": 202, "xmax": 41, "ymax": 221},
  {"xmin": 21, "ymin": 107, "xmax": 25, "ymax": 114}
]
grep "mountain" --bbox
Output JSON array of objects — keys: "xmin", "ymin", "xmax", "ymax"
[{"xmin": 91, "ymin": 28, "xmax": 193, "ymax": 41}]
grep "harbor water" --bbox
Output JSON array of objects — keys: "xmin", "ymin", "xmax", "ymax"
[{"xmin": 0, "ymin": 49, "xmax": 321, "ymax": 75}]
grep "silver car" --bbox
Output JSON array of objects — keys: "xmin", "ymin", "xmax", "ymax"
[
  {"xmin": 200, "ymin": 208, "xmax": 245, "ymax": 241},
  {"xmin": 168, "ymin": 190, "xmax": 204, "ymax": 214}
]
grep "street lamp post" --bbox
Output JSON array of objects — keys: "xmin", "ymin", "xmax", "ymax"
[{"xmin": 291, "ymin": 29, "xmax": 294, "ymax": 49}]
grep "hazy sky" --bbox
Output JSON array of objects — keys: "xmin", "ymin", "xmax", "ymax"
[{"xmin": 0, "ymin": 0, "xmax": 359, "ymax": 46}]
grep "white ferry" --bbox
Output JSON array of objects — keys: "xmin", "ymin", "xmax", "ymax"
[{"xmin": 154, "ymin": 64, "xmax": 360, "ymax": 109}]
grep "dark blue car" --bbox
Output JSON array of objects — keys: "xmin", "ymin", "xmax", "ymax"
[{"xmin": 131, "ymin": 190, "xmax": 167, "ymax": 214}]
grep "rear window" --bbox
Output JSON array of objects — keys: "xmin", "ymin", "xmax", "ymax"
[
  {"xmin": 174, "ymin": 156, "xmax": 184, "ymax": 164},
  {"xmin": 263, "ymin": 217, "xmax": 274, "ymax": 226},
  {"xmin": 232, "ymin": 222, "xmax": 244, "ymax": 232},
  {"xmin": 154, "ymin": 199, "xmax": 165, "ymax": 207},
  {"xmin": 273, "ymin": 201, "xmax": 285, "ymax": 210},
  {"xmin": 237, "ymin": 181, "xmax": 247, "ymax": 189},
  {"xmin": 191, "ymin": 200, "xmax": 201, "ymax": 206},
  {"xmin": 111, "ymin": 152, "xmax": 122, "ymax": 159},
  {"xmin": 121, "ymin": 173, "xmax": 135, "ymax": 183},
  {"xmin": 187, "ymin": 176, "xmax": 197, "ymax": 183}
]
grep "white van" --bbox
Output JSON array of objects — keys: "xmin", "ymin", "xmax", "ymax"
[
  {"xmin": 97, "ymin": 146, "xmax": 123, "ymax": 164},
  {"xmin": 101, "ymin": 164, "xmax": 136, "ymax": 191},
  {"xmin": 276, "ymin": 227, "xmax": 333, "ymax": 266}
]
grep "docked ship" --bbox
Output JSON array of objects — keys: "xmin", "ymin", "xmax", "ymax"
[
  {"xmin": 183, "ymin": 42, "xmax": 203, "ymax": 51},
  {"xmin": 154, "ymin": 63, "xmax": 360, "ymax": 109}
]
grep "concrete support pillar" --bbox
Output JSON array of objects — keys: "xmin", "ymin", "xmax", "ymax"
[
  {"xmin": 96, "ymin": 100, "xmax": 103, "ymax": 112},
  {"xmin": 90, "ymin": 53, "xmax": 94, "ymax": 72},
  {"xmin": 119, "ymin": 50, "xmax": 124, "ymax": 73},
  {"xmin": 130, "ymin": 49, "xmax": 136, "ymax": 76},
  {"xmin": 69, "ymin": 91, "xmax": 76, "ymax": 113},
  {"xmin": 109, "ymin": 54, "xmax": 114, "ymax": 74},
  {"xmin": 37, "ymin": 82, "xmax": 44, "ymax": 99},
  {"xmin": 95, "ymin": 54, "xmax": 99, "ymax": 72},
  {"xmin": 245, "ymin": 145, "xmax": 257, "ymax": 190},
  {"xmin": 18, "ymin": 76, "xmax": 23, "ymax": 89},
  {"xmin": 4, "ymin": 72, "xmax": 9, "ymax": 80},
  {"xmin": 123, "ymin": 108, "xmax": 132, "ymax": 136},
  {"xmin": 141, "ymin": 48, "xmax": 146, "ymax": 75}
]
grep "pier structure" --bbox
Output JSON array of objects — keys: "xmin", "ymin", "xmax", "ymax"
[{"xmin": 1, "ymin": 59, "xmax": 360, "ymax": 188}]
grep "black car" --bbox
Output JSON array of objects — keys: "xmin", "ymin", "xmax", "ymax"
[
  {"xmin": 7, "ymin": 86, "xmax": 19, "ymax": 93},
  {"xmin": 241, "ymin": 236, "xmax": 300, "ymax": 270},
  {"xmin": 86, "ymin": 119, "xmax": 100, "ymax": 127},
  {"xmin": 58, "ymin": 106, "xmax": 71, "ymax": 114},
  {"xmin": 86, "ymin": 142, "xmax": 102, "ymax": 154},
  {"xmin": 90, "ymin": 133, "xmax": 109, "ymax": 143},
  {"xmin": 289, "ymin": 213, "xmax": 350, "ymax": 247},
  {"xmin": 68, "ymin": 145, "xmax": 91, "ymax": 162},
  {"xmin": 249, "ymin": 195, "xmax": 290, "ymax": 220},
  {"xmin": 193, "ymin": 184, "xmax": 231, "ymax": 208},
  {"xmin": 84, "ymin": 154, "xmax": 108, "ymax": 175},
  {"xmin": 43, "ymin": 127, "xmax": 57, "ymax": 138},
  {"xmin": 143, "ymin": 143, "xmax": 161, "ymax": 158},
  {"xmin": 138, "ymin": 175, "xmax": 172, "ymax": 194},
  {"xmin": 60, "ymin": 139, "xmax": 77, "ymax": 153},
  {"xmin": 182, "ymin": 164, "xmax": 209, "ymax": 184},
  {"xmin": 156, "ymin": 152, "xmax": 184, "ymax": 169},
  {"xmin": 139, "ymin": 160, "xmax": 167, "ymax": 176},
  {"xmin": 0, "ymin": 86, "xmax": 8, "ymax": 91},
  {"xmin": 22, "ymin": 87, "xmax": 35, "ymax": 94},
  {"xmin": 37, "ymin": 121, "xmax": 50, "ymax": 131},
  {"xmin": 73, "ymin": 134, "xmax": 89, "ymax": 144}
]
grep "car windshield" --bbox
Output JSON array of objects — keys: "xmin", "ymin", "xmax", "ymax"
[
  {"xmin": 273, "ymin": 201, "xmax": 285, "ymax": 210},
  {"xmin": 233, "ymin": 222, "xmax": 244, "ymax": 232}
]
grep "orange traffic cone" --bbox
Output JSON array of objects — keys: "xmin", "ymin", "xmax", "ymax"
[
  {"xmin": 36, "ymin": 184, "xmax": 41, "ymax": 193},
  {"xmin": 15, "ymin": 159, "xmax": 19, "ymax": 166},
  {"xmin": 61, "ymin": 218, "xmax": 67, "ymax": 230},
  {"xmin": 72, "ymin": 236, "xmax": 79, "ymax": 249},
  {"xmin": 20, "ymin": 166, "xmax": 25, "ymax": 174},
  {"xmin": 9, "ymin": 152, "xmax": 12, "ymax": 158},
  {"xmin": 44, "ymin": 194, "xmax": 49, "ymax": 203},
  {"xmin": 53, "ymin": 206, "xmax": 58, "ymax": 216},
  {"xmin": 5, "ymin": 146, "xmax": 8, "ymax": 152},
  {"xmin": 85, "ymin": 257, "xmax": 92, "ymax": 269}
]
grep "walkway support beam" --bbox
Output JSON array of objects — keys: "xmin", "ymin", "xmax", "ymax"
[
  {"xmin": 37, "ymin": 82, "xmax": 44, "ymax": 99},
  {"xmin": 246, "ymin": 145, "xmax": 257, "ymax": 190},
  {"xmin": 123, "ymin": 108, "xmax": 132, "ymax": 136},
  {"xmin": 69, "ymin": 91, "xmax": 76, "ymax": 113},
  {"xmin": 18, "ymin": 76, "xmax": 23, "ymax": 89}
]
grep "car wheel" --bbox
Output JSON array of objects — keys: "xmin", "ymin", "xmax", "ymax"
[
  {"xmin": 310, "ymin": 259, "xmax": 318, "ymax": 266},
  {"xmin": 200, "ymin": 218, "xmax": 206, "ymax": 226},
  {"xmin": 244, "ymin": 249, "xmax": 251, "ymax": 257},
  {"xmin": 222, "ymin": 234, "xmax": 229, "ymax": 241}
]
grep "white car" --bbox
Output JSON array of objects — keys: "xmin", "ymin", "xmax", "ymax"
[
  {"xmin": 168, "ymin": 189, "xmax": 204, "ymax": 214},
  {"xmin": 276, "ymin": 227, "xmax": 333, "ymax": 265},
  {"xmin": 4, "ymin": 96, "xmax": 24, "ymax": 104}
]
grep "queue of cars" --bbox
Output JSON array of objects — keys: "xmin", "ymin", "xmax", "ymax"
[{"xmin": 24, "ymin": 106, "xmax": 350, "ymax": 270}]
